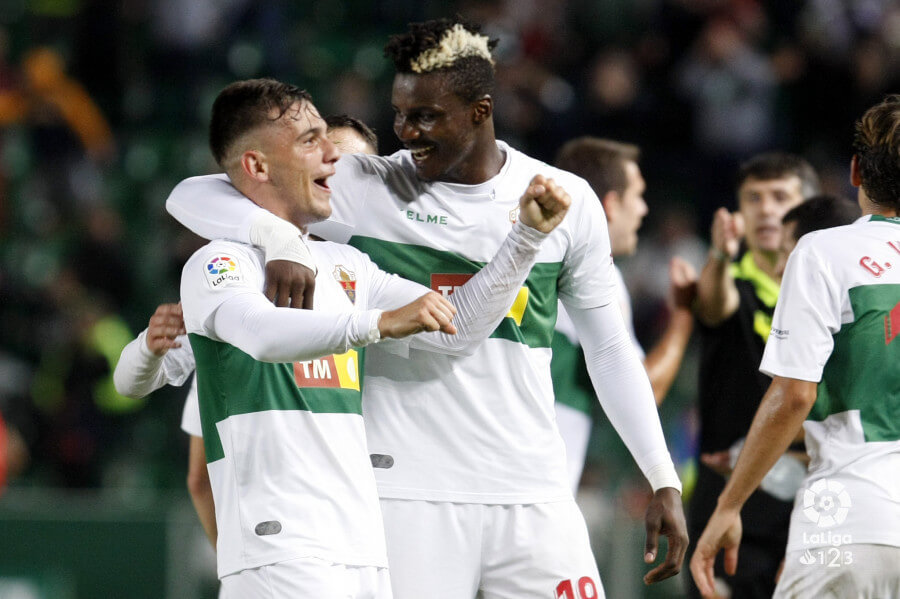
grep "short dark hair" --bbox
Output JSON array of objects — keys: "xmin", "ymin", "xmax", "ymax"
[
  {"xmin": 853, "ymin": 94, "xmax": 900, "ymax": 211},
  {"xmin": 325, "ymin": 114, "xmax": 379, "ymax": 154},
  {"xmin": 736, "ymin": 152, "xmax": 821, "ymax": 198},
  {"xmin": 384, "ymin": 18, "xmax": 498, "ymax": 103},
  {"xmin": 209, "ymin": 78, "xmax": 312, "ymax": 167},
  {"xmin": 782, "ymin": 194, "xmax": 861, "ymax": 241},
  {"xmin": 554, "ymin": 137, "xmax": 640, "ymax": 198}
]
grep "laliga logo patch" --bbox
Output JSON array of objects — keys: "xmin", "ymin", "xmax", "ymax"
[
  {"xmin": 206, "ymin": 255, "xmax": 242, "ymax": 288},
  {"xmin": 509, "ymin": 206, "xmax": 519, "ymax": 224},
  {"xmin": 802, "ymin": 478, "xmax": 851, "ymax": 528},
  {"xmin": 333, "ymin": 265, "xmax": 357, "ymax": 304}
]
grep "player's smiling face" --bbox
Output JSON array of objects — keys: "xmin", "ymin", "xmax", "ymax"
[
  {"xmin": 262, "ymin": 101, "xmax": 339, "ymax": 227},
  {"xmin": 391, "ymin": 72, "xmax": 479, "ymax": 183}
]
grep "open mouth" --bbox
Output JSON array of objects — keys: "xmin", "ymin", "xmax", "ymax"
[
  {"xmin": 410, "ymin": 146, "xmax": 435, "ymax": 163},
  {"xmin": 313, "ymin": 176, "xmax": 331, "ymax": 192}
]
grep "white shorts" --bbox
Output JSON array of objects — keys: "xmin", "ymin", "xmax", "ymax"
[
  {"xmin": 380, "ymin": 499, "xmax": 604, "ymax": 599},
  {"xmin": 554, "ymin": 403, "xmax": 593, "ymax": 494},
  {"xmin": 220, "ymin": 557, "xmax": 392, "ymax": 599},
  {"xmin": 775, "ymin": 544, "xmax": 900, "ymax": 599}
]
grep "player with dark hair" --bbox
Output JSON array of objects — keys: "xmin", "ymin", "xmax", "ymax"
[
  {"xmin": 776, "ymin": 195, "xmax": 861, "ymax": 277},
  {"xmin": 688, "ymin": 150, "xmax": 821, "ymax": 597},
  {"xmin": 692, "ymin": 94, "xmax": 900, "ymax": 599},
  {"xmin": 165, "ymin": 19, "xmax": 687, "ymax": 598},
  {"xmin": 116, "ymin": 112, "xmax": 383, "ymax": 552},
  {"xmin": 325, "ymin": 114, "xmax": 378, "ymax": 155}
]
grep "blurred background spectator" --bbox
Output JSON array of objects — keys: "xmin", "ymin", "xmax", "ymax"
[{"xmin": 0, "ymin": 1, "xmax": 896, "ymax": 597}]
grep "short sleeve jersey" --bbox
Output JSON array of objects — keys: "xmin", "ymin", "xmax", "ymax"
[
  {"xmin": 760, "ymin": 215, "xmax": 900, "ymax": 551},
  {"xmin": 180, "ymin": 239, "xmax": 389, "ymax": 577},
  {"xmin": 308, "ymin": 141, "xmax": 616, "ymax": 503}
]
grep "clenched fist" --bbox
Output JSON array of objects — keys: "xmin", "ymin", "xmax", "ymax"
[
  {"xmin": 518, "ymin": 174, "xmax": 571, "ymax": 234},
  {"xmin": 146, "ymin": 303, "xmax": 187, "ymax": 356},
  {"xmin": 378, "ymin": 292, "xmax": 458, "ymax": 339}
]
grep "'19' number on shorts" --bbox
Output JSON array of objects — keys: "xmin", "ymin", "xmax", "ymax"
[{"xmin": 556, "ymin": 577, "xmax": 599, "ymax": 599}]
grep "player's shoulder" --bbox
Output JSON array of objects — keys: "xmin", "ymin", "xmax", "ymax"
[
  {"xmin": 337, "ymin": 151, "xmax": 413, "ymax": 178},
  {"xmin": 503, "ymin": 142, "xmax": 595, "ymax": 197},
  {"xmin": 168, "ymin": 173, "xmax": 233, "ymax": 200},
  {"xmin": 183, "ymin": 239, "xmax": 262, "ymax": 290},
  {"xmin": 503, "ymin": 143, "xmax": 600, "ymax": 225},
  {"xmin": 794, "ymin": 220, "xmax": 864, "ymax": 256}
]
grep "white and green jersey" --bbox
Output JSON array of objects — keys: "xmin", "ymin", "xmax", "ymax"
[
  {"xmin": 181, "ymin": 239, "xmax": 395, "ymax": 577},
  {"xmin": 760, "ymin": 215, "xmax": 900, "ymax": 551},
  {"xmin": 310, "ymin": 142, "xmax": 617, "ymax": 502}
]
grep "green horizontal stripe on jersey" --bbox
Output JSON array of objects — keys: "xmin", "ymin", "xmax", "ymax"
[
  {"xmin": 189, "ymin": 334, "xmax": 364, "ymax": 462},
  {"xmin": 812, "ymin": 284, "xmax": 900, "ymax": 442},
  {"xmin": 349, "ymin": 235, "xmax": 562, "ymax": 348}
]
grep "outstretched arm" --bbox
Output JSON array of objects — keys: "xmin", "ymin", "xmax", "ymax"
[
  {"xmin": 690, "ymin": 376, "xmax": 816, "ymax": 597},
  {"xmin": 373, "ymin": 175, "xmax": 569, "ymax": 354}
]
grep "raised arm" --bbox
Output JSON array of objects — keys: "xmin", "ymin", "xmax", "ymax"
[
  {"xmin": 371, "ymin": 175, "xmax": 569, "ymax": 355},
  {"xmin": 646, "ymin": 257, "xmax": 697, "ymax": 405},
  {"xmin": 113, "ymin": 303, "xmax": 195, "ymax": 398},
  {"xmin": 695, "ymin": 208, "xmax": 742, "ymax": 326},
  {"xmin": 567, "ymin": 301, "xmax": 687, "ymax": 584}
]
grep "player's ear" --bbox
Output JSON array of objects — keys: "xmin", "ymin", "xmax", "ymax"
[
  {"xmin": 850, "ymin": 155, "xmax": 862, "ymax": 188},
  {"xmin": 472, "ymin": 96, "xmax": 493, "ymax": 125},
  {"xmin": 601, "ymin": 190, "xmax": 620, "ymax": 220},
  {"xmin": 241, "ymin": 150, "xmax": 269, "ymax": 182}
]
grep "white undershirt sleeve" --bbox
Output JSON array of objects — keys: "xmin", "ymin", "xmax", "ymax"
[
  {"xmin": 166, "ymin": 174, "xmax": 316, "ymax": 272},
  {"xmin": 166, "ymin": 174, "xmax": 257, "ymax": 244},
  {"xmin": 209, "ymin": 292, "xmax": 382, "ymax": 363},
  {"xmin": 113, "ymin": 329, "xmax": 196, "ymax": 398},
  {"xmin": 566, "ymin": 302, "xmax": 682, "ymax": 493}
]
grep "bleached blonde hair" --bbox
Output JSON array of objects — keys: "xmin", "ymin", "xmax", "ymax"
[{"xmin": 409, "ymin": 23, "xmax": 495, "ymax": 73}]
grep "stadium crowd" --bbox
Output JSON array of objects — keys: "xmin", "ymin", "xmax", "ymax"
[{"xmin": 0, "ymin": 1, "xmax": 898, "ymax": 598}]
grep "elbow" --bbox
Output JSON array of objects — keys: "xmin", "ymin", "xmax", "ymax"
[
  {"xmin": 112, "ymin": 370, "xmax": 144, "ymax": 400},
  {"xmin": 770, "ymin": 377, "xmax": 818, "ymax": 416}
]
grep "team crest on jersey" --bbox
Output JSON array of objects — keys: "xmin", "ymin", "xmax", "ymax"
[
  {"xmin": 509, "ymin": 206, "xmax": 519, "ymax": 224},
  {"xmin": 206, "ymin": 255, "xmax": 242, "ymax": 288},
  {"xmin": 333, "ymin": 265, "xmax": 357, "ymax": 303}
]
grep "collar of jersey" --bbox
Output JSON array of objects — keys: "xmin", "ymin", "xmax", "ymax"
[
  {"xmin": 730, "ymin": 251, "xmax": 779, "ymax": 308},
  {"xmin": 429, "ymin": 140, "xmax": 512, "ymax": 198},
  {"xmin": 868, "ymin": 214, "xmax": 900, "ymax": 225}
]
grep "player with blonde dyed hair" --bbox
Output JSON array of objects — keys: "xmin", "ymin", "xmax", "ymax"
[{"xmin": 165, "ymin": 18, "xmax": 687, "ymax": 598}]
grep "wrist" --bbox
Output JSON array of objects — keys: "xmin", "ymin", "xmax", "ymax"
[
  {"xmin": 139, "ymin": 330, "xmax": 166, "ymax": 360},
  {"xmin": 361, "ymin": 309, "xmax": 383, "ymax": 345},
  {"xmin": 709, "ymin": 247, "xmax": 731, "ymax": 263},
  {"xmin": 251, "ymin": 211, "xmax": 316, "ymax": 273},
  {"xmin": 511, "ymin": 219, "xmax": 548, "ymax": 250},
  {"xmin": 645, "ymin": 462, "xmax": 683, "ymax": 494}
]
